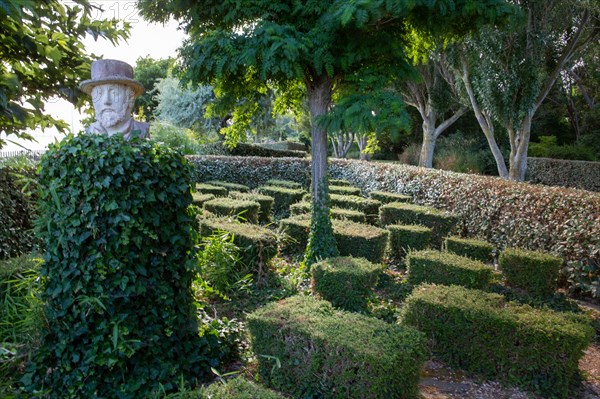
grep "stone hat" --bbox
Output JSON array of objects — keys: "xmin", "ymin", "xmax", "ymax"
[{"xmin": 79, "ymin": 59, "xmax": 144, "ymax": 97}]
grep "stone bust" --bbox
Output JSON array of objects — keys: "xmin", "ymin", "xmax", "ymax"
[{"xmin": 79, "ymin": 59, "xmax": 150, "ymax": 140}]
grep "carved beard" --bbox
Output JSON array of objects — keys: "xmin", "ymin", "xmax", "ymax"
[{"xmin": 98, "ymin": 107, "xmax": 128, "ymax": 129}]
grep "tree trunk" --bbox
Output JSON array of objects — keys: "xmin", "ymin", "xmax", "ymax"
[
  {"xmin": 508, "ymin": 113, "xmax": 533, "ymax": 181},
  {"xmin": 356, "ymin": 133, "xmax": 371, "ymax": 161},
  {"xmin": 419, "ymin": 120, "xmax": 436, "ymax": 168}
]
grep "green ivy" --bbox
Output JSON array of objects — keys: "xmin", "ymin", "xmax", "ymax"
[
  {"xmin": 23, "ymin": 134, "xmax": 221, "ymax": 398},
  {"xmin": 304, "ymin": 176, "xmax": 338, "ymax": 266}
]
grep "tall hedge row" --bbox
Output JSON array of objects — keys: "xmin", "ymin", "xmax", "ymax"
[
  {"xmin": 187, "ymin": 156, "xmax": 600, "ymax": 297},
  {"xmin": 26, "ymin": 135, "xmax": 221, "ymax": 398}
]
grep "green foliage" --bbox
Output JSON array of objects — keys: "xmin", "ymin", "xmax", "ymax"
[
  {"xmin": 527, "ymin": 157, "xmax": 600, "ymax": 192},
  {"xmin": 329, "ymin": 194, "xmax": 381, "ymax": 224},
  {"xmin": 329, "ymin": 179, "xmax": 350, "ymax": 186},
  {"xmin": 206, "ymin": 180, "xmax": 250, "ymax": 193},
  {"xmin": 304, "ymin": 176, "xmax": 339, "ymax": 266},
  {"xmin": 0, "ymin": 167, "xmax": 36, "ymax": 259},
  {"xmin": 278, "ymin": 215, "xmax": 312, "ymax": 255},
  {"xmin": 25, "ymin": 134, "xmax": 221, "ymax": 398},
  {"xmin": 133, "ymin": 56, "xmax": 175, "ymax": 121},
  {"xmin": 328, "ymin": 185, "xmax": 361, "ymax": 196},
  {"xmin": 499, "ymin": 248, "xmax": 562, "ymax": 297},
  {"xmin": 191, "ymin": 193, "xmax": 216, "ymax": 208},
  {"xmin": 406, "ymin": 250, "xmax": 493, "ymax": 289},
  {"xmin": 197, "ymin": 232, "xmax": 247, "ymax": 294},
  {"xmin": 0, "ymin": 255, "xmax": 43, "ymax": 395},
  {"xmin": 229, "ymin": 191, "xmax": 274, "ymax": 224},
  {"xmin": 311, "ymin": 257, "xmax": 384, "ymax": 312},
  {"xmin": 401, "ymin": 284, "xmax": 594, "ymax": 399},
  {"xmin": 203, "ymin": 198, "xmax": 260, "ymax": 223},
  {"xmin": 168, "ymin": 376, "xmax": 287, "ymax": 399},
  {"xmin": 379, "ymin": 202, "xmax": 458, "ymax": 247},
  {"xmin": 257, "ymin": 186, "xmax": 306, "ymax": 219},
  {"xmin": 198, "ymin": 217, "xmax": 277, "ymax": 271},
  {"xmin": 370, "ymin": 191, "xmax": 412, "ymax": 204},
  {"xmin": 433, "ymin": 132, "xmax": 501, "ymax": 175},
  {"xmin": 290, "ymin": 201, "xmax": 366, "ymax": 223},
  {"xmin": 387, "ymin": 224, "xmax": 432, "ymax": 260},
  {"xmin": 529, "ymin": 135, "xmax": 597, "ymax": 161},
  {"xmin": 151, "ymin": 121, "xmax": 203, "ymax": 155},
  {"xmin": 265, "ymin": 179, "xmax": 303, "ymax": 189},
  {"xmin": 247, "ymin": 295, "xmax": 426, "ymax": 399},
  {"xmin": 198, "ymin": 143, "xmax": 306, "ymax": 158},
  {"xmin": 196, "ymin": 183, "xmax": 228, "ymax": 197},
  {"xmin": 445, "ymin": 236, "xmax": 494, "ymax": 263},
  {"xmin": 0, "ymin": 0, "xmax": 128, "ymax": 147}
]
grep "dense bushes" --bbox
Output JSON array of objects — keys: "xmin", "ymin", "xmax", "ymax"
[
  {"xmin": 387, "ymin": 224, "xmax": 432, "ymax": 260},
  {"xmin": 247, "ymin": 295, "xmax": 426, "ymax": 399},
  {"xmin": 229, "ymin": 191, "xmax": 274, "ymax": 223},
  {"xmin": 198, "ymin": 142, "xmax": 306, "ymax": 158},
  {"xmin": 406, "ymin": 250, "xmax": 493, "ymax": 289},
  {"xmin": 203, "ymin": 198, "xmax": 260, "ymax": 223},
  {"xmin": 329, "ymin": 194, "xmax": 381, "ymax": 224},
  {"xmin": 499, "ymin": 248, "xmax": 562, "ymax": 297},
  {"xmin": 206, "ymin": 180, "xmax": 250, "ymax": 193},
  {"xmin": 26, "ymin": 134, "xmax": 221, "ymax": 398},
  {"xmin": 290, "ymin": 201, "xmax": 366, "ymax": 223},
  {"xmin": 257, "ymin": 185, "xmax": 306, "ymax": 218},
  {"xmin": 401, "ymin": 284, "xmax": 594, "ymax": 398},
  {"xmin": 329, "ymin": 185, "xmax": 361, "ymax": 196},
  {"xmin": 527, "ymin": 157, "xmax": 600, "ymax": 192},
  {"xmin": 445, "ymin": 236, "xmax": 494, "ymax": 263},
  {"xmin": 196, "ymin": 183, "xmax": 228, "ymax": 196},
  {"xmin": 0, "ymin": 167, "xmax": 36, "ymax": 259},
  {"xmin": 311, "ymin": 257, "xmax": 384, "ymax": 312},
  {"xmin": 370, "ymin": 190, "xmax": 412, "ymax": 204}
]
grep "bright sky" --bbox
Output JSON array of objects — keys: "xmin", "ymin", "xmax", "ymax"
[{"xmin": 1, "ymin": 1, "xmax": 186, "ymax": 151}]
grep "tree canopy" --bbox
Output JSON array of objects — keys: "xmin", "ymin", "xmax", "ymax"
[{"xmin": 133, "ymin": 56, "xmax": 175, "ymax": 121}]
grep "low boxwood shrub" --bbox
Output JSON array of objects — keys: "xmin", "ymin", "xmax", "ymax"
[
  {"xmin": 203, "ymin": 198, "xmax": 260, "ymax": 223},
  {"xmin": 329, "ymin": 185, "xmax": 361, "ymax": 196},
  {"xmin": 388, "ymin": 224, "xmax": 432, "ymax": 259},
  {"xmin": 199, "ymin": 216, "xmax": 277, "ymax": 269},
  {"xmin": 406, "ymin": 250, "xmax": 493, "ymax": 289},
  {"xmin": 278, "ymin": 215, "xmax": 311, "ymax": 254},
  {"xmin": 370, "ymin": 191, "xmax": 412, "ymax": 204},
  {"xmin": 196, "ymin": 183, "xmax": 228, "ymax": 197},
  {"xmin": 257, "ymin": 185, "xmax": 306, "ymax": 218},
  {"xmin": 330, "ymin": 178, "xmax": 351, "ymax": 186},
  {"xmin": 229, "ymin": 191, "xmax": 274, "ymax": 223},
  {"xmin": 192, "ymin": 192, "xmax": 216, "ymax": 207},
  {"xmin": 499, "ymin": 248, "xmax": 562, "ymax": 297},
  {"xmin": 290, "ymin": 201, "xmax": 366, "ymax": 223},
  {"xmin": 379, "ymin": 202, "xmax": 458, "ymax": 246},
  {"xmin": 400, "ymin": 284, "xmax": 594, "ymax": 398},
  {"xmin": 311, "ymin": 257, "xmax": 384, "ymax": 312},
  {"xmin": 445, "ymin": 236, "xmax": 494, "ymax": 263},
  {"xmin": 247, "ymin": 295, "xmax": 426, "ymax": 399},
  {"xmin": 26, "ymin": 134, "xmax": 221, "ymax": 398},
  {"xmin": 330, "ymin": 194, "xmax": 381, "ymax": 224},
  {"xmin": 265, "ymin": 179, "xmax": 303, "ymax": 189},
  {"xmin": 206, "ymin": 180, "xmax": 250, "ymax": 193},
  {"xmin": 174, "ymin": 376, "xmax": 287, "ymax": 399}
]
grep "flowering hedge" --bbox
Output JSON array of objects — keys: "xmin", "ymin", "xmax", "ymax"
[{"xmin": 189, "ymin": 156, "xmax": 600, "ymax": 297}]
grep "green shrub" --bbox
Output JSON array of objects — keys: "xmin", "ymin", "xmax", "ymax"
[
  {"xmin": 0, "ymin": 167, "xmax": 36, "ymax": 260},
  {"xmin": 206, "ymin": 180, "xmax": 250, "ymax": 193},
  {"xmin": 329, "ymin": 178, "xmax": 351, "ymax": 186},
  {"xmin": 199, "ymin": 216, "xmax": 277, "ymax": 270},
  {"xmin": 388, "ymin": 224, "xmax": 432, "ymax": 259},
  {"xmin": 329, "ymin": 185, "xmax": 361, "ymax": 196},
  {"xmin": 150, "ymin": 121, "xmax": 202, "ymax": 155},
  {"xmin": 529, "ymin": 136, "xmax": 597, "ymax": 162},
  {"xmin": 265, "ymin": 179, "xmax": 303, "ymax": 189},
  {"xmin": 445, "ymin": 236, "xmax": 494, "ymax": 263},
  {"xmin": 26, "ymin": 134, "xmax": 221, "ymax": 398},
  {"xmin": 229, "ymin": 191, "xmax": 274, "ymax": 223},
  {"xmin": 290, "ymin": 201, "xmax": 366, "ymax": 223},
  {"xmin": 311, "ymin": 257, "xmax": 384, "ymax": 312},
  {"xmin": 257, "ymin": 185, "xmax": 306, "ymax": 218},
  {"xmin": 527, "ymin": 157, "xmax": 600, "ymax": 192},
  {"xmin": 197, "ymin": 232, "xmax": 247, "ymax": 294},
  {"xmin": 278, "ymin": 215, "xmax": 311, "ymax": 254},
  {"xmin": 401, "ymin": 284, "xmax": 594, "ymax": 398},
  {"xmin": 370, "ymin": 191, "xmax": 412, "ymax": 204},
  {"xmin": 499, "ymin": 248, "xmax": 562, "ymax": 297},
  {"xmin": 191, "ymin": 192, "xmax": 216, "ymax": 207},
  {"xmin": 203, "ymin": 197, "xmax": 260, "ymax": 223},
  {"xmin": 406, "ymin": 250, "xmax": 493, "ymax": 289},
  {"xmin": 171, "ymin": 376, "xmax": 287, "ymax": 398},
  {"xmin": 247, "ymin": 295, "xmax": 426, "ymax": 399},
  {"xmin": 379, "ymin": 202, "xmax": 458, "ymax": 246},
  {"xmin": 196, "ymin": 183, "xmax": 228, "ymax": 197},
  {"xmin": 330, "ymin": 193, "xmax": 381, "ymax": 224},
  {"xmin": 334, "ymin": 220, "xmax": 389, "ymax": 263}
]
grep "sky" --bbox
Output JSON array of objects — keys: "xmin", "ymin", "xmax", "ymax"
[{"xmin": 0, "ymin": 1, "xmax": 186, "ymax": 151}]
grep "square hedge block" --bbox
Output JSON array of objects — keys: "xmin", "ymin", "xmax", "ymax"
[
  {"xmin": 499, "ymin": 247, "xmax": 562, "ymax": 297},
  {"xmin": 257, "ymin": 185, "xmax": 306, "ymax": 219},
  {"xmin": 445, "ymin": 236, "xmax": 494, "ymax": 263},
  {"xmin": 370, "ymin": 191, "xmax": 412, "ymax": 204},
  {"xmin": 229, "ymin": 191, "xmax": 274, "ymax": 223},
  {"xmin": 203, "ymin": 197, "xmax": 260, "ymax": 223}
]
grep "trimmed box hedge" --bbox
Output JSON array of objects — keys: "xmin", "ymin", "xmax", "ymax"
[
  {"xmin": 196, "ymin": 183, "xmax": 228, "ymax": 197},
  {"xmin": 379, "ymin": 202, "xmax": 458, "ymax": 246},
  {"xmin": 247, "ymin": 295, "xmax": 426, "ymax": 399},
  {"xmin": 527, "ymin": 157, "xmax": 600, "ymax": 192},
  {"xmin": 203, "ymin": 198, "xmax": 260, "ymax": 223},
  {"xmin": 199, "ymin": 217, "xmax": 277, "ymax": 269},
  {"xmin": 388, "ymin": 224, "xmax": 432, "ymax": 259},
  {"xmin": 445, "ymin": 236, "xmax": 494, "ymax": 263},
  {"xmin": 329, "ymin": 178, "xmax": 351, "ymax": 186},
  {"xmin": 401, "ymin": 284, "xmax": 594, "ymax": 398},
  {"xmin": 191, "ymin": 193, "xmax": 216, "ymax": 208},
  {"xmin": 289, "ymin": 201, "xmax": 367, "ymax": 223},
  {"xmin": 311, "ymin": 257, "xmax": 384, "ymax": 312},
  {"xmin": 257, "ymin": 185, "xmax": 306, "ymax": 218},
  {"xmin": 229, "ymin": 191, "xmax": 274, "ymax": 223},
  {"xmin": 370, "ymin": 190, "xmax": 412, "ymax": 204},
  {"xmin": 176, "ymin": 377, "xmax": 287, "ymax": 399},
  {"xmin": 329, "ymin": 185, "xmax": 361, "ymax": 196},
  {"xmin": 406, "ymin": 250, "xmax": 493, "ymax": 289},
  {"xmin": 499, "ymin": 247, "xmax": 562, "ymax": 297},
  {"xmin": 265, "ymin": 178, "xmax": 303, "ymax": 189},
  {"xmin": 205, "ymin": 180, "xmax": 250, "ymax": 193},
  {"xmin": 330, "ymin": 193, "xmax": 381, "ymax": 224},
  {"xmin": 279, "ymin": 216, "xmax": 389, "ymax": 262}
]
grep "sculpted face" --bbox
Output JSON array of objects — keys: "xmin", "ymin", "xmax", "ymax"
[{"xmin": 91, "ymin": 83, "xmax": 135, "ymax": 131}]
